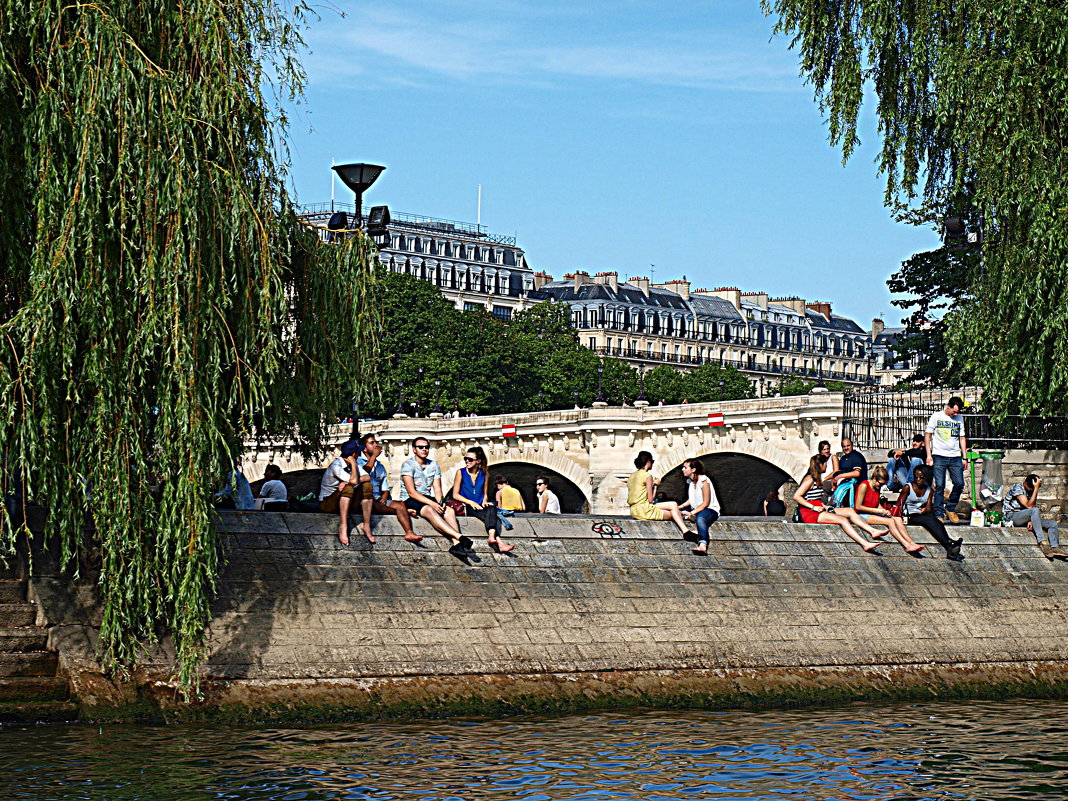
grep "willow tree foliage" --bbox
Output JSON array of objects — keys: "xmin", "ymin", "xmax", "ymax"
[
  {"xmin": 764, "ymin": 0, "xmax": 1068, "ymax": 415},
  {"xmin": 0, "ymin": 1, "xmax": 379, "ymax": 688}
]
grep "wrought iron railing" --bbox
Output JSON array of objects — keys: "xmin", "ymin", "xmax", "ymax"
[{"xmin": 843, "ymin": 389, "xmax": 1068, "ymax": 451}]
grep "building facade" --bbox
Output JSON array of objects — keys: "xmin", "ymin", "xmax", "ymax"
[{"xmin": 300, "ymin": 205, "xmax": 885, "ymax": 394}]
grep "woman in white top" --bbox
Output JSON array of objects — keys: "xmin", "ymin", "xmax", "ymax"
[
  {"xmin": 536, "ymin": 475, "xmax": 561, "ymax": 514},
  {"xmin": 818, "ymin": 440, "xmax": 839, "ymax": 487},
  {"xmin": 678, "ymin": 458, "xmax": 720, "ymax": 556}
]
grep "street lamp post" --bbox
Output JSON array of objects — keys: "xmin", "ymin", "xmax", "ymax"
[
  {"xmin": 432, "ymin": 379, "xmax": 442, "ymax": 417},
  {"xmin": 635, "ymin": 366, "xmax": 649, "ymax": 408},
  {"xmin": 332, "ymin": 163, "xmax": 385, "ymax": 226},
  {"xmin": 538, "ymin": 390, "xmax": 544, "ymax": 412},
  {"xmin": 573, "ymin": 390, "xmax": 580, "ymax": 409},
  {"xmin": 594, "ymin": 361, "xmax": 606, "ymax": 406},
  {"xmin": 393, "ymin": 380, "xmax": 406, "ymax": 418}
]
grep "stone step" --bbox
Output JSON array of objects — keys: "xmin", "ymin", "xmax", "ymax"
[
  {"xmin": 0, "ymin": 628, "xmax": 48, "ymax": 651},
  {"xmin": 0, "ymin": 700, "xmax": 79, "ymax": 724},
  {"xmin": 0, "ymin": 603, "xmax": 37, "ymax": 628},
  {"xmin": 0, "ymin": 650, "xmax": 58, "ymax": 677},
  {"xmin": 0, "ymin": 580, "xmax": 26, "ymax": 604},
  {"xmin": 0, "ymin": 676, "xmax": 69, "ymax": 702}
]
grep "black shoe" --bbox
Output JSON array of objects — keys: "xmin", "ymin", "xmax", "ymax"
[
  {"xmin": 682, "ymin": 531, "xmax": 700, "ymax": 543},
  {"xmin": 458, "ymin": 535, "xmax": 474, "ymax": 551},
  {"xmin": 951, "ymin": 537, "xmax": 964, "ymax": 549},
  {"xmin": 947, "ymin": 547, "xmax": 964, "ymax": 562}
]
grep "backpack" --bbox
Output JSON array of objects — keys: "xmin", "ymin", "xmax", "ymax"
[{"xmin": 830, "ymin": 479, "xmax": 857, "ymax": 510}]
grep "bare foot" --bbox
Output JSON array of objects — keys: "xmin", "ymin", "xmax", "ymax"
[
  {"xmin": 871, "ymin": 528, "xmax": 889, "ymax": 539},
  {"xmin": 905, "ymin": 543, "xmax": 926, "ymax": 553},
  {"xmin": 338, "ymin": 527, "xmax": 349, "ymax": 546},
  {"xmin": 495, "ymin": 541, "xmax": 515, "ymax": 553},
  {"xmin": 862, "ymin": 541, "xmax": 882, "ymax": 552},
  {"xmin": 403, "ymin": 532, "xmax": 423, "ymax": 543},
  {"xmin": 360, "ymin": 523, "xmax": 375, "ymax": 544},
  {"xmin": 691, "ymin": 545, "xmax": 707, "ymax": 556}
]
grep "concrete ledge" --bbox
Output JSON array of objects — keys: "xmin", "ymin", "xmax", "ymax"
[{"xmin": 26, "ymin": 512, "xmax": 1068, "ymax": 722}]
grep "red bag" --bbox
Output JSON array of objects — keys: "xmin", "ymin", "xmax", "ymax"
[{"xmin": 443, "ymin": 498, "xmax": 466, "ymax": 516}]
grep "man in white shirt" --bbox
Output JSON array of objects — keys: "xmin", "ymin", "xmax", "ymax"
[
  {"xmin": 257, "ymin": 464, "xmax": 288, "ymax": 510},
  {"xmin": 357, "ymin": 433, "xmax": 422, "ymax": 543},
  {"xmin": 925, "ymin": 396, "xmax": 967, "ymax": 524},
  {"xmin": 318, "ymin": 439, "xmax": 373, "ymax": 546}
]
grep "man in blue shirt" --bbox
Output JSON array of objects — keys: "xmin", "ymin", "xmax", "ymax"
[{"xmin": 358, "ymin": 433, "xmax": 422, "ymax": 543}]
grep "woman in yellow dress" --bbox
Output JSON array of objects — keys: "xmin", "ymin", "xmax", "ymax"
[{"xmin": 627, "ymin": 451, "xmax": 689, "ymax": 535}]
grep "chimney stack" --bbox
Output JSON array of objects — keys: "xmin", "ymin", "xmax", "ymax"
[
  {"xmin": 573, "ymin": 270, "xmax": 591, "ymax": 292},
  {"xmin": 773, "ymin": 296, "xmax": 807, "ymax": 315},
  {"xmin": 871, "ymin": 317, "xmax": 885, "ymax": 339},
  {"xmin": 704, "ymin": 286, "xmax": 742, "ymax": 311},
  {"xmin": 628, "ymin": 276, "xmax": 650, "ymax": 297},
  {"xmin": 592, "ymin": 271, "xmax": 619, "ymax": 291},
  {"xmin": 532, "ymin": 271, "xmax": 552, "ymax": 291},
  {"xmin": 806, "ymin": 301, "xmax": 832, "ymax": 320}
]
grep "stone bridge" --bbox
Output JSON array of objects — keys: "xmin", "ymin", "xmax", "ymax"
[{"xmin": 242, "ymin": 393, "xmax": 849, "ymax": 515}]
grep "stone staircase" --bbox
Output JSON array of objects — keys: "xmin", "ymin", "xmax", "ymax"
[{"xmin": 0, "ymin": 557, "xmax": 77, "ymax": 723}]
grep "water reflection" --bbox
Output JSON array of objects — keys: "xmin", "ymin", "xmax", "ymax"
[{"xmin": 2, "ymin": 700, "xmax": 1068, "ymax": 800}]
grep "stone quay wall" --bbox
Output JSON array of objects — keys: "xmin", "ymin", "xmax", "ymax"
[{"xmin": 29, "ymin": 511, "xmax": 1068, "ymax": 722}]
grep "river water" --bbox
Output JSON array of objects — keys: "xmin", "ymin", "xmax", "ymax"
[{"xmin": 3, "ymin": 699, "xmax": 1067, "ymax": 800}]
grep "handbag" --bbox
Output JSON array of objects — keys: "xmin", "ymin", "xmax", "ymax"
[{"xmin": 443, "ymin": 498, "xmax": 466, "ymax": 516}]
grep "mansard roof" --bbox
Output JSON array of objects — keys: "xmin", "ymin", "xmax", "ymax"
[
  {"xmin": 539, "ymin": 281, "xmax": 690, "ymax": 310},
  {"xmin": 688, "ymin": 294, "xmax": 745, "ymax": 321},
  {"xmin": 806, "ymin": 309, "xmax": 866, "ymax": 334}
]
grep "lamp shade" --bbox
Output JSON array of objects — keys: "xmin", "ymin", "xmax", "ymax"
[{"xmin": 332, "ymin": 163, "xmax": 386, "ymax": 194}]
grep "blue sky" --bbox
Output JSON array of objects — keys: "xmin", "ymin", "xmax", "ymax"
[{"xmin": 286, "ymin": 0, "xmax": 939, "ymax": 327}]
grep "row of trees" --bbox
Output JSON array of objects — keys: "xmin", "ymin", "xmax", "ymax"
[{"xmin": 363, "ymin": 272, "xmax": 755, "ymax": 418}]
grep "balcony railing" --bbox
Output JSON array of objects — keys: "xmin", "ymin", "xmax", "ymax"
[{"xmin": 590, "ymin": 347, "xmax": 868, "ymax": 383}]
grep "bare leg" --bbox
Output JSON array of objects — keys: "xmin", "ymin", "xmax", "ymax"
[
  {"xmin": 893, "ymin": 518, "xmax": 925, "ymax": 552},
  {"xmin": 656, "ymin": 501, "xmax": 689, "ymax": 535},
  {"xmin": 420, "ymin": 505, "xmax": 462, "ymax": 543},
  {"xmin": 818, "ymin": 511, "xmax": 880, "ymax": 551},
  {"xmin": 832, "ymin": 507, "xmax": 889, "ymax": 538},
  {"xmin": 338, "ymin": 496, "xmax": 351, "ymax": 545},
  {"xmin": 387, "ymin": 500, "xmax": 422, "ymax": 542},
  {"xmin": 359, "ymin": 498, "xmax": 374, "ymax": 543}
]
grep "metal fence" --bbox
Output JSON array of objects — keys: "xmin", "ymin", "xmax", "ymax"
[{"xmin": 843, "ymin": 389, "xmax": 1068, "ymax": 452}]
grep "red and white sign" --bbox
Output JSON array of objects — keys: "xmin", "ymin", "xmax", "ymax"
[
  {"xmin": 502, "ymin": 423, "xmax": 517, "ymax": 438},
  {"xmin": 707, "ymin": 412, "xmax": 725, "ymax": 427}
]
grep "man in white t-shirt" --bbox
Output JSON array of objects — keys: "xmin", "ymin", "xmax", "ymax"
[
  {"xmin": 924, "ymin": 396, "xmax": 967, "ymax": 524},
  {"xmin": 318, "ymin": 439, "xmax": 373, "ymax": 546},
  {"xmin": 257, "ymin": 464, "xmax": 289, "ymax": 510}
]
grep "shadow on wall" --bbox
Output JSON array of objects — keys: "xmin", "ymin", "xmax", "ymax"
[
  {"xmin": 487, "ymin": 462, "xmax": 589, "ymax": 514},
  {"xmin": 659, "ymin": 453, "xmax": 792, "ymax": 515}
]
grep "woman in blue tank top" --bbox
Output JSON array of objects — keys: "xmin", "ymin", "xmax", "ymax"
[{"xmin": 453, "ymin": 446, "xmax": 514, "ymax": 553}]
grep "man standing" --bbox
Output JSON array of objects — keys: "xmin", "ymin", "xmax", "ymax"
[
  {"xmin": 358, "ymin": 433, "xmax": 422, "ymax": 543},
  {"xmin": 399, "ymin": 437, "xmax": 467, "ymax": 553},
  {"xmin": 925, "ymin": 396, "xmax": 967, "ymax": 524}
]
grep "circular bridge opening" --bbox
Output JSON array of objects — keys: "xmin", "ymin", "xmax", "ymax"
[
  {"xmin": 658, "ymin": 453, "xmax": 792, "ymax": 515},
  {"xmin": 487, "ymin": 462, "xmax": 588, "ymax": 514}
]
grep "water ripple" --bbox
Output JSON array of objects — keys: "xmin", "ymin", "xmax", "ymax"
[{"xmin": 3, "ymin": 700, "xmax": 1068, "ymax": 799}]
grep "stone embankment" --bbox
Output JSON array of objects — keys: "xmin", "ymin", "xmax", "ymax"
[{"xmin": 24, "ymin": 512, "xmax": 1068, "ymax": 722}]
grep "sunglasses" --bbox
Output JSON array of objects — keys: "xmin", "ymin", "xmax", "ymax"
[
  {"xmin": 536, "ymin": 482, "xmax": 545, "ymax": 486},
  {"xmin": 463, "ymin": 456, "xmax": 477, "ymax": 462},
  {"xmin": 414, "ymin": 444, "xmax": 430, "ymax": 450}
]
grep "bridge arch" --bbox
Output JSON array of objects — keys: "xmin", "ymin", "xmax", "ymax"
[
  {"xmin": 485, "ymin": 461, "xmax": 589, "ymax": 514},
  {"xmin": 658, "ymin": 453, "xmax": 792, "ymax": 515}
]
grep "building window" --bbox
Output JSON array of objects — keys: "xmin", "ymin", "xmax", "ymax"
[
  {"xmin": 589, "ymin": 337, "xmax": 597, "ymax": 349},
  {"xmin": 492, "ymin": 305, "xmax": 511, "ymax": 321},
  {"xmin": 464, "ymin": 302, "xmax": 483, "ymax": 312}
]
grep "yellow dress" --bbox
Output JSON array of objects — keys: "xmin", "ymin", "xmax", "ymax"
[{"xmin": 627, "ymin": 469, "xmax": 665, "ymax": 520}]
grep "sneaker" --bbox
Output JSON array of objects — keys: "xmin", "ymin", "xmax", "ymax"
[
  {"xmin": 1048, "ymin": 546, "xmax": 1068, "ymax": 558},
  {"xmin": 947, "ymin": 551, "xmax": 965, "ymax": 562},
  {"xmin": 947, "ymin": 511, "xmax": 961, "ymax": 524},
  {"xmin": 950, "ymin": 537, "xmax": 964, "ymax": 550},
  {"xmin": 1039, "ymin": 540, "xmax": 1053, "ymax": 558}
]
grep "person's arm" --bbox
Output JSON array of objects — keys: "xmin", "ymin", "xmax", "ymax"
[
  {"xmin": 480, "ymin": 471, "xmax": 492, "ymax": 505},
  {"xmin": 793, "ymin": 476, "xmax": 820, "ymax": 514},
  {"xmin": 645, "ymin": 473, "xmax": 657, "ymax": 505},
  {"xmin": 763, "ymin": 499, "xmax": 769, "ymax": 515},
  {"xmin": 959, "ymin": 432, "xmax": 968, "ymax": 459},
  {"xmin": 539, "ymin": 492, "xmax": 548, "ymax": 513},
  {"xmin": 452, "ymin": 470, "xmax": 483, "ymax": 510},
  {"xmin": 495, "ymin": 488, "xmax": 504, "ymax": 507},
  {"xmin": 692, "ymin": 480, "xmax": 711, "ymax": 514},
  {"xmin": 1022, "ymin": 479, "xmax": 1041, "ymax": 509},
  {"xmin": 377, "ymin": 468, "xmax": 391, "ymax": 503},
  {"xmin": 921, "ymin": 490, "xmax": 933, "ymax": 514},
  {"xmin": 853, "ymin": 481, "xmax": 883, "ymax": 515},
  {"xmin": 897, "ymin": 485, "xmax": 910, "ymax": 511},
  {"xmin": 924, "ymin": 431, "xmax": 934, "ymax": 465}
]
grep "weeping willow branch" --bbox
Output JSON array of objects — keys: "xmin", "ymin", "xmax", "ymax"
[{"xmin": 0, "ymin": 0, "xmax": 380, "ymax": 691}]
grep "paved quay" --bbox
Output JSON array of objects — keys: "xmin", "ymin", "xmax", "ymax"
[{"xmin": 22, "ymin": 512, "xmax": 1068, "ymax": 722}]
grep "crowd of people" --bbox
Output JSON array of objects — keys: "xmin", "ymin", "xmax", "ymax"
[{"xmin": 219, "ymin": 395, "xmax": 1065, "ymax": 563}]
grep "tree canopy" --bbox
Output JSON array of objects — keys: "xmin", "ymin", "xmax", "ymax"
[
  {"xmin": 365, "ymin": 273, "xmax": 754, "ymax": 417},
  {"xmin": 764, "ymin": 0, "xmax": 1068, "ymax": 415},
  {"xmin": 0, "ymin": 1, "xmax": 379, "ymax": 688}
]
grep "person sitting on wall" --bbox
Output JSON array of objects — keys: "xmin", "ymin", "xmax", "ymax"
[
  {"xmin": 215, "ymin": 464, "xmax": 255, "ymax": 510},
  {"xmin": 793, "ymin": 454, "xmax": 887, "ymax": 552},
  {"xmin": 453, "ymin": 446, "xmax": 514, "ymax": 553},
  {"xmin": 853, "ymin": 465, "xmax": 925, "ymax": 554},
  {"xmin": 831, "ymin": 437, "xmax": 868, "ymax": 508},
  {"xmin": 762, "ymin": 488, "xmax": 786, "ymax": 517},
  {"xmin": 626, "ymin": 451, "xmax": 689, "ymax": 536},
  {"xmin": 318, "ymin": 439, "xmax": 373, "ymax": 546},
  {"xmin": 678, "ymin": 458, "xmax": 720, "ymax": 556},
  {"xmin": 536, "ymin": 476, "xmax": 561, "ymax": 514},
  {"xmin": 257, "ymin": 464, "xmax": 289, "ymax": 511},
  {"xmin": 357, "ymin": 433, "xmax": 422, "ymax": 544},
  {"xmin": 399, "ymin": 437, "xmax": 468, "ymax": 553},
  {"xmin": 1003, "ymin": 474, "xmax": 1067, "ymax": 559},
  {"xmin": 817, "ymin": 440, "xmax": 839, "ymax": 491},
  {"xmin": 886, "ymin": 434, "xmax": 926, "ymax": 492},
  {"xmin": 495, "ymin": 476, "xmax": 525, "ymax": 512},
  {"xmin": 898, "ymin": 465, "xmax": 964, "ymax": 562}
]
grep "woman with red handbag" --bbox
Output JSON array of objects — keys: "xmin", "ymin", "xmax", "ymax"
[
  {"xmin": 853, "ymin": 465, "xmax": 925, "ymax": 554},
  {"xmin": 452, "ymin": 446, "xmax": 514, "ymax": 553}
]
